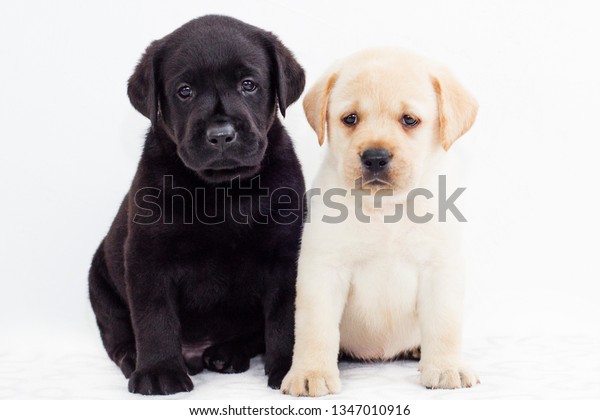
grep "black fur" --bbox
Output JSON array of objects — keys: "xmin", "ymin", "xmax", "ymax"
[{"xmin": 89, "ymin": 15, "xmax": 305, "ymax": 395}]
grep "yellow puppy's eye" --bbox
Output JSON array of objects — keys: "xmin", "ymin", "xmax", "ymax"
[
  {"xmin": 342, "ymin": 114, "xmax": 358, "ymax": 126},
  {"xmin": 401, "ymin": 114, "xmax": 419, "ymax": 127}
]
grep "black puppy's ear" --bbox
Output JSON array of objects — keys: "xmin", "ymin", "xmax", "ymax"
[
  {"xmin": 127, "ymin": 40, "xmax": 164, "ymax": 125},
  {"xmin": 266, "ymin": 34, "xmax": 305, "ymax": 118}
]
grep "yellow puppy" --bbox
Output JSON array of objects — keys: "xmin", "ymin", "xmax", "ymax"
[{"xmin": 282, "ymin": 48, "xmax": 479, "ymax": 396}]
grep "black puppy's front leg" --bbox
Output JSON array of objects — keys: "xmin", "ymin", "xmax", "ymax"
[
  {"xmin": 125, "ymin": 251, "xmax": 192, "ymax": 395},
  {"xmin": 262, "ymin": 257, "xmax": 297, "ymax": 389}
]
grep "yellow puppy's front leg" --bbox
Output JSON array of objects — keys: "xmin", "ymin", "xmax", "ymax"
[
  {"xmin": 281, "ymin": 253, "xmax": 350, "ymax": 397},
  {"xmin": 418, "ymin": 261, "xmax": 479, "ymax": 389}
]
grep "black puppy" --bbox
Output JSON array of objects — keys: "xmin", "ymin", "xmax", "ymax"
[{"xmin": 88, "ymin": 15, "xmax": 305, "ymax": 395}]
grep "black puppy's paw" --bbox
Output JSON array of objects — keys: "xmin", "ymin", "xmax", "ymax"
[
  {"xmin": 184, "ymin": 355, "xmax": 204, "ymax": 376},
  {"xmin": 202, "ymin": 343, "xmax": 251, "ymax": 374},
  {"xmin": 265, "ymin": 357, "xmax": 291, "ymax": 389},
  {"xmin": 128, "ymin": 368, "xmax": 193, "ymax": 395},
  {"xmin": 267, "ymin": 367, "xmax": 289, "ymax": 389}
]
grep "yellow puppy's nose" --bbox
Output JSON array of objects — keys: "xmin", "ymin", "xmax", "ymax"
[{"xmin": 360, "ymin": 148, "xmax": 392, "ymax": 171}]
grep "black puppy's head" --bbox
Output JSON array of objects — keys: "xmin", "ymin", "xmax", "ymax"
[{"xmin": 127, "ymin": 15, "xmax": 305, "ymax": 183}]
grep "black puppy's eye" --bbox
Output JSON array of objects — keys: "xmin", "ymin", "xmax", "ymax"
[
  {"xmin": 241, "ymin": 80, "xmax": 257, "ymax": 92},
  {"xmin": 178, "ymin": 85, "xmax": 193, "ymax": 99},
  {"xmin": 342, "ymin": 114, "xmax": 358, "ymax": 126},
  {"xmin": 401, "ymin": 114, "xmax": 419, "ymax": 127}
]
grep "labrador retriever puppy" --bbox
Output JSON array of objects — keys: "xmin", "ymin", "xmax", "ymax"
[
  {"xmin": 89, "ymin": 15, "xmax": 305, "ymax": 395},
  {"xmin": 281, "ymin": 48, "xmax": 478, "ymax": 396}
]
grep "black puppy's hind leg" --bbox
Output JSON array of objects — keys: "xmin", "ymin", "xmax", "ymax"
[
  {"xmin": 202, "ymin": 333, "xmax": 265, "ymax": 374},
  {"xmin": 89, "ymin": 243, "xmax": 136, "ymax": 378}
]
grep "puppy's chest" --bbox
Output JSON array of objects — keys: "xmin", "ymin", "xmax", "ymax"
[
  {"xmin": 176, "ymin": 243, "xmax": 263, "ymax": 311},
  {"xmin": 347, "ymin": 256, "xmax": 419, "ymax": 317},
  {"xmin": 338, "ymin": 219, "xmax": 425, "ymax": 316},
  {"xmin": 339, "ymin": 251, "xmax": 422, "ymax": 359},
  {"xmin": 343, "ymin": 215, "xmax": 431, "ymax": 264}
]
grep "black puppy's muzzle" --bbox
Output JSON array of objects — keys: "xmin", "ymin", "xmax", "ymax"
[
  {"xmin": 177, "ymin": 119, "xmax": 265, "ymax": 183},
  {"xmin": 206, "ymin": 122, "xmax": 237, "ymax": 149}
]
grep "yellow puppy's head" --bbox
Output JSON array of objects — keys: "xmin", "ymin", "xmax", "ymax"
[{"xmin": 304, "ymin": 48, "xmax": 478, "ymax": 193}]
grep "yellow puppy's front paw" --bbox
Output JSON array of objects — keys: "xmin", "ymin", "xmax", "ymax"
[
  {"xmin": 420, "ymin": 363, "xmax": 479, "ymax": 389},
  {"xmin": 281, "ymin": 368, "xmax": 341, "ymax": 397}
]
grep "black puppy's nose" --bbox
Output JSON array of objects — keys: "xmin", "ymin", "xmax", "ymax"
[
  {"xmin": 206, "ymin": 123, "xmax": 237, "ymax": 147},
  {"xmin": 361, "ymin": 148, "xmax": 392, "ymax": 170}
]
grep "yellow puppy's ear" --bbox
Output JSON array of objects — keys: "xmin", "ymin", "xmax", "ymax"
[
  {"xmin": 431, "ymin": 68, "xmax": 478, "ymax": 151},
  {"xmin": 303, "ymin": 71, "xmax": 338, "ymax": 146}
]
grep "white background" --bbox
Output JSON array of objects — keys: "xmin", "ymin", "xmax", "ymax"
[{"xmin": 0, "ymin": 0, "xmax": 599, "ymax": 400}]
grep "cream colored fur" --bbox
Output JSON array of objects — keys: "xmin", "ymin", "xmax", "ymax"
[{"xmin": 282, "ymin": 48, "xmax": 479, "ymax": 397}]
